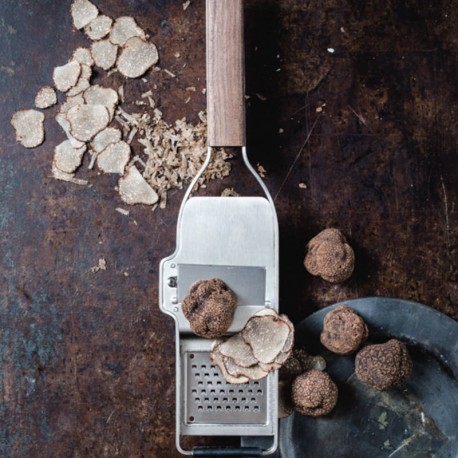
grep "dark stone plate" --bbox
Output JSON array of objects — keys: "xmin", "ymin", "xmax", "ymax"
[{"xmin": 279, "ymin": 297, "xmax": 458, "ymax": 458}]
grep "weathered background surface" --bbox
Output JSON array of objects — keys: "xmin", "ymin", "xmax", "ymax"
[{"xmin": 0, "ymin": 0, "xmax": 456, "ymax": 456}]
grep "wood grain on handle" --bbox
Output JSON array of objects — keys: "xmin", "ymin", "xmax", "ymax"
[{"xmin": 206, "ymin": 0, "xmax": 245, "ymax": 147}]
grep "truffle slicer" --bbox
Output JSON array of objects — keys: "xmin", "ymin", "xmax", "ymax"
[{"xmin": 159, "ymin": 0, "xmax": 279, "ymax": 455}]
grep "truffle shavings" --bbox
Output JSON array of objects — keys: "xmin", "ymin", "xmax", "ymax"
[
  {"xmin": 67, "ymin": 104, "xmax": 110, "ymax": 142},
  {"xmin": 91, "ymin": 127, "xmax": 122, "ymax": 153},
  {"xmin": 60, "ymin": 95, "xmax": 85, "ymax": 115},
  {"xmin": 109, "ymin": 16, "xmax": 146, "ymax": 46},
  {"xmin": 116, "ymin": 108, "xmax": 231, "ymax": 208},
  {"xmin": 35, "ymin": 86, "xmax": 57, "ymax": 109},
  {"xmin": 52, "ymin": 163, "xmax": 88, "ymax": 186},
  {"xmin": 97, "ymin": 141, "xmax": 131, "ymax": 174},
  {"xmin": 72, "ymin": 47, "xmax": 94, "ymax": 66},
  {"xmin": 85, "ymin": 15, "xmax": 113, "ymax": 40},
  {"xmin": 71, "ymin": 0, "xmax": 99, "ymax": 30},
  {"xmin": 53, "ymin": 60, "xmax": 81, "ymax": 92},
  {"xmin": 53, "ymin": 140, "xmax": 86, "ymax": 173},
  {"xmin": 11, "ymin": 109, "xmax": 45, "ymax": 148},
  {"xmin": 91, "ymin": 39, "xmax": 118, "ymax": 70},
  {"xmin": 119, "ymin": 166, "xmax": 159, "ymax": 205},
  {"xmin": 117, "ymin": 37, "xmax": 158, "ymax": 78}
]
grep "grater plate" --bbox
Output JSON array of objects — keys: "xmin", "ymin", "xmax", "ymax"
[{"xmin": 185, "ymin": 351, "xmax": 267, "ymax": 425}]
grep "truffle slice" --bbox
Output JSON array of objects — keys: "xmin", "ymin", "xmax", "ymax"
[
  {"xmin": 355, "ymin": 339, "xmax": 412, "ymax": 391},
  {"xmin": 320, "ymin": 305, "xmax": 369, "ymax": 355},
  {"xmin": 304, "ymin": 228, "xmax": 355, "ymax": 283},
  {"xmin": 59, "ymin": 94, "xmax": 85, "ymax": 115},
  {"xmin": 91, "ymin": 40, "xmax": 118, "ymax": 70},
  {"xmin": 109, "ymin": 16, "xmax": 146, "ymax": 46},
  {"xmin": 119, "ymin": 166, "xmax": 159, "ymax": 205},
  {"xmin": 72, "ymin": 47, "xmax": 94, "ymax": 66},
  {"xmin": 91, "ymin": 127, "xmax": 122, "ymax": 153},
  {"xmin": 55, "ymin": 113, "xmax": 85, "ymax": 148},
  {"xmin": 217, "ymin": 334, "xmax": 258, "ymax": 368},
  {"xmin": 292, "ymin": 370, "xmax": 338, "ymax": 416},
  {"xmin": 53, "ymin": 61, "xmax": 81, "ymax": 93},
  {"xmin": 71, "ymin": 0, "xmax": 99, "ymax": 30},
  {"xmin": 210, "ymin": 348, "xmax": 249, "ymax": 385},
  {"xmin": 35, "ymin": 86, "xmax": 57, "ymax": 109},
  {"xmin": 11, "ymin": 109, "xmax": 45, "ymax": 148},
  {"xmin": 67, "ymin": 64, "xmax": 92, "ymax": 97},
  {"xmin": 85, "ymin": 15, "xmax": 113, "ymax": 40},
  {"xmin": 117, "ymin": 37, "xmax": 158, "ymax": 78},
  {"xmin": 242, "ymin": 314, "xmax": 291, "ymax": 364},
  {"xmin": 53, "ymin": 140, "xmax": 86, "ymax": 173},
  {"xmin": 67, "ymin": 104, "xmax": 110, "ymax": 142},
  {"xmin": 224, "ymin": 356, "xmax": 268, "ymax": 381},
  {"xmin": 97, "ymin": 141, "xmax": 130, "ymax": 174},
  {"xmin": 83, "ymin": 85, "xmax": 118, "ymax": 120},
  {"xmin": 182, "ymin": 278, "xmax": 237, "ymax": 339}
]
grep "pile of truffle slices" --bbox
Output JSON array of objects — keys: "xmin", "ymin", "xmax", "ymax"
[{"xmin": 181, "ymin": 279, "xmax": 295, "ymax": 384}]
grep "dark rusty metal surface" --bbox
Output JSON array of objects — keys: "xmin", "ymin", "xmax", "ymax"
[{"xmin": 0, "ymin": 0, "xmax": 456, "ymax": 456}]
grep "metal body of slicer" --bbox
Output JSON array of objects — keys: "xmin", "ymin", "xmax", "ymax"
[{"xmin": 159, "ymin": 0, "xmax": 279, "ymax": 455}]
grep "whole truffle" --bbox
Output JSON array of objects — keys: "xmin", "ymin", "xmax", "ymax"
[
  {"xmin": 280, "ymin": 348, "xmax": 326, "ymax": 381},
  {"xmin": 182, "ymin": 278, "xmax": 237, "ymax": 339},
  {"xmin": 355, "ymin": 339, "xmax": 412, "ymax": 391},
  {"xmin": 292, "ymin": 370, "xmax": 338, "ymax": 416},
  {"xmin": 320, "ymin": 305, "xmax": 369, "ymax": 355},
  {"xmin": 304, "ymin": 228, "xmax": 355, "ymax": 283}
]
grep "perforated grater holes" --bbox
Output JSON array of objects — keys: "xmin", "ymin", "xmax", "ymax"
[{"xmin": 185, "ymin": 351, "xmax": 268, "ymax": 425}]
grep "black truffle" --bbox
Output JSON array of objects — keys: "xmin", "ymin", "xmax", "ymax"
[
  {"xmin": 182, "ymin": 278, "xmax": 237, "ymax": 339},
  {"xmin": 355, "ymin": 339, "xmax": 412, "ymax": 391},
  {"xmin": 320, "ymin": 305, "xmax": 369, "ymax": 355}
]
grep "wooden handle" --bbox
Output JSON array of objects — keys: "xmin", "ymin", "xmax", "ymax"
[{"xmin": 206, "ymin": 0, "xmax": 245, "ymax": 147}]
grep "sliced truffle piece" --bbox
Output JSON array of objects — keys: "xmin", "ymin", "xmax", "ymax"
[
  {"xmin": 117, "ymin": 37, "xmax": 158, "ymax": 78},
  {"xmin": 217, "ymin": 334, "xmax": 258, "ymax": 368},
  {"xmin": 35, "ymin": 86, "xmax": 57, "ymax": 109},
  {"xmin": 91, "ymin": 127, "xmax": 122, "ymax": 153},
  {"xmin": 109, "ymin": 16, "xmax": 146, "ymax": 46},
  {"xmin": 242, "ymin": 314, "xmax": 290, "ymax": 364},
  {"xmin": 292, "ymin": 370, "xmax": 338, "ymax": 416},
  {"xmin": 52, "ymin": 163, "xmax": 88, "ymax": 186},
  {"xmin": 210, "ymin": 348, "xmax": 249, "ymax": 385},
  {"xmin": 97, "ymin": 141, "xmax": 130, "ymax": 174},
  {"xmin": 11, "ymin": 109, "xmax": 45, "ymax": 148},
  {"xmin": 83, "ymin": 85, "xmax": 118, "ymax": 120},
  {"xmin": 182, "ymin": 278, "xmax": 237, "ymax": 339},
  {"xmin": 67, "ymin": 104, "xmax": 110, "ymax": 142},
  {"xmin": 320, "ymin": 305, "xmax": 369, "ymax": 355},
  {"xmin": 59, "ymin": 94, "xmax": 85, "ymax": 114},
  {"xmin": 72, "ymin": 47, "xmax": 94, "ymax": 66},
  {"xmin": 53, "ymin": 60, "xmax": 81, "ymax": 93},
  {"xmin": 71, "ymin": 0, "xmax": 98, "ymax": 30},
  {"xmin": 279, "ymin": 380, "xmax": 294, "ymax": 419},
  {"xmin": 53, "ymin": 140, "xmax": 86, "ymax": 173},
  {"xmin": 85, "ymin": 14, "xmax": 113, "ymax": 40},
  {"xmin": 119, "ymin": 166, "xmax": 159, "ymax": 205},
  {"xmin": 355, "ymin": 339, "xmax": 412, "ymax": 391},
  {"xmin": 91, "ymin": 39, "xmax": 118, "ymax": 71},
  {"xmin": 304, "ymin": 228, "xmax": 355, "ymax": 283},
  {"xmin": 55, "ymin": 113, "xmax": 85, "ymax": 148},
  {"xmin": 67, "ymin": 64, "xmax": 92, "ymax": 97},
  {"xmin": 224, "ymin": 356, "xmax": 268, "ymax": 381}
]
